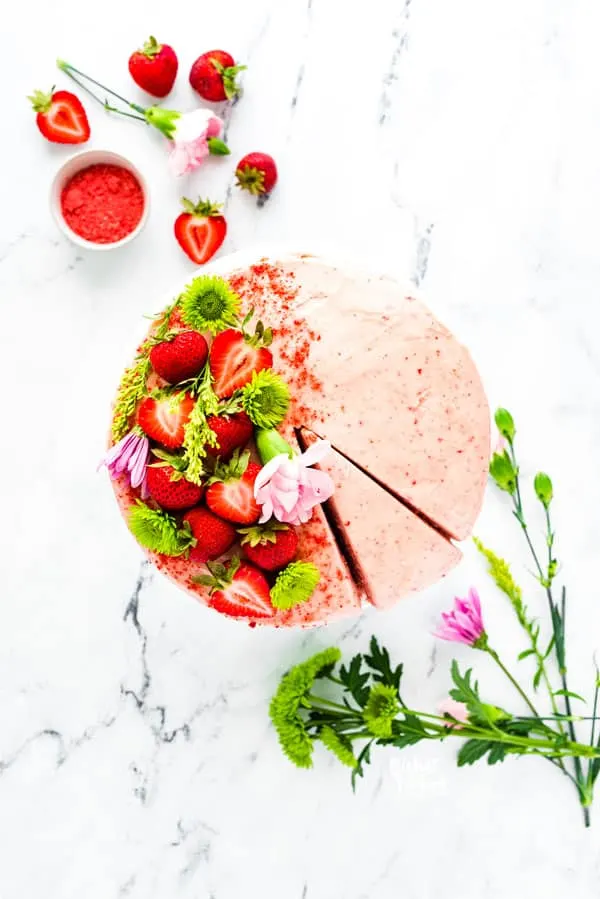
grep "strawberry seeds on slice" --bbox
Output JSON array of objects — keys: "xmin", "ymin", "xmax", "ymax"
[
  {"xmin": 137, "ymin": 393, "xmax": 195, "ymax": 448},
  {"xmin": 205, "ymin": 450, "xmax": 262, "ymax": 525},
  {"xmin": 193, "ymin": 557, "xmax": 274, "ymax": 619},
  {"xmin": 209, "ymin": 311, "xmax": 273, "ymax": 398}
]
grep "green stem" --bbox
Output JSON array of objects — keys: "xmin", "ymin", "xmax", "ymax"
[
  {"xmin": 57, "ymin": 59, "xmax": 146, "ymax": 114},
  {"xmin": 486, "ymin": 646, "xmax": 540, "ymax": 718}
]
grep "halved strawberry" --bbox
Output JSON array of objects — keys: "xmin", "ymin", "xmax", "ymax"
[
  {"xmin": 29, "ymin": 88, "xmax": 90, "ymax": 144},
  {"xmin": 174, "ymin": 198, "xmax": 226, "ymax": 265},
  {"xmin": 205, "ymin": 450, "xmax": 262, "ymax": 524},
  {"xmin": 149, "ymin": 330, "xmax": 209, "ymax": 384},
  {"xmin": 209, "ymin": 314, "xmax": 273, "ymax": 398},
  {"xmin": 205, "ymin": 410, "xmax": 253, "ymax": 460},
  {"xmin": 239, "ymin": 522, "xmax": 298, "ymax": 571},
  {"xmin": 183, "ymin": 507, "xmax": 236, "ymax": 562},
  {"xmin": 193, "ymin": 557, "xmax": 274, "ymax": 619},
  {"xmin": 137, "ymin": 393, "xmax": 194, "ymax": 448}
]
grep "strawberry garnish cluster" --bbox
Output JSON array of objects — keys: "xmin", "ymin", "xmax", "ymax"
[{"xmin": 102, "ymin": 276, "xmax": 335, "ymax": 621}]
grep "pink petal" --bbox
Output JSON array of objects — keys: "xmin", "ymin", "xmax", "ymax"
[
  {"xmin": 304, "ymin": 468, "xmax": 335, "ymax": 500},
  {"xmin": 207, "ymin": 116, "xmax": 223, "ymax": 138},
  {"xmin": 254, "ymin": 454, "xmax": 288, "ymax": 493},
  {"xmin": 298, "ymin": 439, "xmax": 332, "ymax": 468}
]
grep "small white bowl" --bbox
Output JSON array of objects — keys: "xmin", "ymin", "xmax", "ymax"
[{"xmin": 50, "ymin": 149, "xmax": 150, "ymax": 250}]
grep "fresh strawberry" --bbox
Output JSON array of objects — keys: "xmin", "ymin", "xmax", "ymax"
[
  {"xmin": 239, "ymin": 523, "xmax": 298, "ymax": 571},
  {"xmin": 149, "ymin": 331, "xmax": 208, "ymax": 384},
  {"xmin": 206, "ymin": 451, "xmax": 262, "ymax": 525},
  {"xmin": 209, "ymin": 315, "xmax": 273, "ymax": 398},
  {"xmin": 137, "ymin": 394, "xmax": 195, "ymax": 448},
  {"xmin": 236, "ymin": 152, "xmax": 278, "ymax": 196},
  {"xmin": 146, "ymin": 451, "xmax": 204, "ymax": 510},
  {"xmin": 174, "ymin": 198, "xmax": 227, "ymax": 265},
  {"xmin": 205, "ymin": 410, "xmax": 253, "ymax": 460},
  {"xmin": 29, "ymin": 89, "xmax": 90, "ymax": 144},
  {"xmin": 189, "ymin": 50, "xmax": 246, "ymax": 102},
  {"xmin": 128, "ymin": 36, "xmax": 178, "ymax": 98},
  {"xmin": 183, "ymin": 507, "xmax": 236, "ymax": 562},
  {"xmin": 194, "ymin": 557, "xmax": 273, "ymax": 618}
]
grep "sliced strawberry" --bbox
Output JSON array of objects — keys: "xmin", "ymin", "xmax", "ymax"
[
  {"xmin": 174, "ymin": 198, "xmax": 226, "ymax": 265},
  {"xmin": 194, "ymin": 557, "xmax": 273, "ymax": 619},
  {"xmin": 149, "ymin": 330, "xmax": 209, "ymax": 384},
  {"xmin": 146, "ymin": 463, "xmax": 204, "ymax": 510},
  {"xmin": 183, "ymin": 507, "xmax": 236, "ymax": 562},
  {"xmin": 205, "ymin": 451, "xmax": 262, "ymax": 525},
  {"xmin": 137, "ymin": 394, "xmax": 195, "ymax": 448},
  {"xmin": 209, "ymin": 320, "xmax": 273, "ymax": 398},
  {"xmin": 29, "ymin": 89, "xmax": 90, "ymax": 144},
  {"xmin": 205, "ymin": 410, "xmax": 253, "ymax": 460}
]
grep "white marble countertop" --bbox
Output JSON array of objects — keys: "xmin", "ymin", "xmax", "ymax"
[{"xmin": 4, "ymin": 1, "xmax": 600, "ymax": 896}]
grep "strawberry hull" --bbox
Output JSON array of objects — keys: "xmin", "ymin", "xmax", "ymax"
[{"xmin": 107, "ymin": 251, "xmax": 490, "ymax": 627}]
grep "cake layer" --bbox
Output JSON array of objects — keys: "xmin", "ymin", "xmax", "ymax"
[{"xmin": 300, "ymin": 428, "xmax": 462, "ymax": 608}]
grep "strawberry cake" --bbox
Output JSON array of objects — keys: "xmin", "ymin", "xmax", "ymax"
[{"xmin": 103, "ymin": 252, "xmax": 490, "ymax": 626}]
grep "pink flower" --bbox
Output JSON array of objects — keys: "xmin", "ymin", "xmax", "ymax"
[
  {"xmin": 434, "ymin": 587, "xmax": 487, "ymax": 647},
  {"xmin": 99, "ymin": 429, "xmax": 150, "ymax": 495},
  {"xmin": 167, "ymin": 109, "xmax": 224, "ymax": 176},
  {"xmin": 438, "ymin": 698, "xmax": 469, "ymax": 727},
  {"xmin": 254, "ymin": 439, "xmax": 335, "ymax": 526}
]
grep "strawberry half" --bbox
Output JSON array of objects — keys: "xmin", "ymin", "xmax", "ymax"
[
  {"xmin": 209, "ymin": 314, "xmax": 273, "ymax": 398},
  {"xmin": 189, "ymin": 50, "xmax": 246, "ymax": 102},
  {"xmin": 183, "ymin": 507, "xmax": 236, "ymax": 562},
  {"xmin": 174, "ymin": 198, "xmax": 227, "ymax": 265},
  {"xmin": 206, "ymin": 450, "xmax": 262, "ymax": 525},
  {"xmin": 29, "ymin": 89, "xmax": 90, "ymax": 144},
  {"xmin": 194, "ymin": 557, "xmax": 274, "ymax": 619},
  {"xmin": 205, "ymin": 410, "xmax": 253, "ymax": 460},
  {"xmin": 137, "ymin": 394, "xmax": 194, "ymax": 448},
  {"xmin": 149, "ymin": 331, "xmax": 209, "ymax": 384},
  {"xmin": 239, "ymin": 522, "xmax": 299, "ymax": 571},
  {"xmin": 128, "ymin": 36, "xmax": 178, "ymax": 98},
  {"xmin": 146, "ymin": 452, "xmax": 204, "ymax": 510}
]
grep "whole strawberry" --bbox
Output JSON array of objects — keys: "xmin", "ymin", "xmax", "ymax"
[
  {"xmin": 239, "ymin": 522, "xmax": 298, "ymax": 571},
  {"xmin": 189, "ymin": 50, "xmax": 246, "ymax": 102},
  {"xmin": 183, "ymin": 506, "xmax": 236, "ymax": 562},
  {"xmin": 149, "ymin": 331, "xmax": 208, "ymax": 384},
  {"xmin": 128, "ymin": 36, "xmax": 178, "ymax": 98},
  {"xmin": 205, "ymin": 411, "xmax": 253, "ymax": 460},
  {"xmin": 174, "ymin": 198, "xmax": 227, "ymax": 265},
  {"xmin": 206, "ymin": 450, "xmax": 262, "ymax": 525},
  {"xmin": 236, "ymin": 153, "xmax": 278, "ymax": 196},
  {"xmin": 29, "ymin": 89, "xmax": 90, "ymax": 144},
  {"xmin": 146, "ymin": 462, "xmax": 204, "ymax": 511}
]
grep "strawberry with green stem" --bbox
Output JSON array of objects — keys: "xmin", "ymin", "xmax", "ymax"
[
  {"xmin": 205, "ymin": 450, "xmax": 262, "ymax": 525},
  {"xmin": 128, "ymin": 36, "xmax": 178, "ymax": 98},
  {"xmin": 238, "ymin": 522, "xmax": 299, "ymax": 571},
  {"xmin": 189, "ymin": 50, "xmax": 246, "ymax": 102},
  {"xmin": 209, "ymin": 310, "xmax": 274, "ymax": 398},
  {"xmin": 29, "ymin": 88, "xmax": 90, "ymax": 144},
  {"xmin": 193, "ymin": 557, "xmax": 274, "ymax": 619},
  {"xmin": 174, "ymin": 198, "xmax": 227, "ymax": 265}
]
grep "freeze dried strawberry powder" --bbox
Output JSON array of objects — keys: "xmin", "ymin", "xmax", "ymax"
[{"xmin": 60, "ymin": 163, "xmax": 144, "ymax": 243}]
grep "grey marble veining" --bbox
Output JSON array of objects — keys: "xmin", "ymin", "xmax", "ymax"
[{"xmin": 3, "ymin": 0, "xmax": 600, "ymax": 896}]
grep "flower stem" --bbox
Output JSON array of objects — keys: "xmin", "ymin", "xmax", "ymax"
[
  {"xmin": 486, "ymin": 646, "xmax": 540, "ymax": 717},
  {"xmin": 57, "ymin": 59, "xmax": 147, "ymax": 116}
]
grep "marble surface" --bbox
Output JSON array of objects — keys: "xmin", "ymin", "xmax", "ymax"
[{"xmin": 4, "ymin": 0, "xmax": 600, "ymax": 896}]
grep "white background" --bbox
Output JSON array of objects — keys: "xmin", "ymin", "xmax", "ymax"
[{"xmin": 3, "ymin": 1, "xmax": 600, "ymax": 896}]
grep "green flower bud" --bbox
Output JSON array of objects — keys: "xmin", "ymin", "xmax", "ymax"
[
  {"xmin": 489, "ymin": 452, "xmax": 517, "ymax": 495},
  {"xmin": 534, "ymin": 472, "xmax": 553, "ymax": 507},
  {"xmin": 255, "ymin": 428, "xmax": 295, "ymax": 465},
  {"xmin": 494, "ymin": 408, "xmax": 516, "ymax": 441}
]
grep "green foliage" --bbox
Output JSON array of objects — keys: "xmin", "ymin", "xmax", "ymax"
[
  {"xmin": 180, "ymin": 276, "xmax": 240, "ymax": 334},
  {"xmin": 320, "ymin": 726, "xmax": 356, "ymax": 768},
  {"xmin": 494, "ymin": 407, "xmax": 515, "ymax": 441},
  {"xmin": 364, "ymin": 636, "xmax": 403, "ymax": 692},
  {"xmin": 489, "ymin": 451, "xmax": 517, "ymax": 494},
  {"xmin": 241, "ymin": 369, "xmax": 290, "ymax": 429},
  {"xmin": 363, "ymin": 685, "xmax": 400, "ymax": 738},
  {"xmin": 128, "ymin": 500, "xmax": 194, "ymax": 556},
  {"xmin": 270, "ymin": 561, "xmax": 320, "ymax": 610}
]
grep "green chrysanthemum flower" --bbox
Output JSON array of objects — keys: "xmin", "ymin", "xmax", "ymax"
[
  {"xmin": 128, "ymin": 500, "xmax": 194, "ymax": 556},
  {"xmin": 269, "ymin": 647, "xmax": 342, "ymax": 768},
  {"xmin": 241, "ymin": 369, "xmax": 290, "ymax": 429},
  {"xmin": 270, "ymin": 560, "xmax": 320, "ymax": 610},
  {"xmin": 180, "ymin": 276, "xmax": 241, "ymax": 334},
  {"xmin": 363, "ymin": 684, "xmax": 400, "ymax": 738},
  {"xmin": 320, "ymin": 726, "xmax": 357, "ymax": 768}
]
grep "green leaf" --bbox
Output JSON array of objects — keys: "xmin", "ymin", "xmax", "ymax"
[
  {"xmin": 207, "ymin": 137, "xmax": 231, "ymax": 156},
  {"xmin": 517, "ymin": 649, "xmax": 535, "ymax": 660},
  {"xmin": 364, "ymin": 636, "xmax": 403, "ymax": 692},
  {"xmin": 486, "ymin": 743, "xmax": 508, "ymax": 765},
  {"xmin": 339, "ymin": 654, "xmax": 370, "ymax": 708},
  {"xmin": 351, "ymin": 740, "xmax": 373, "ymax": 791},
  {"xmin": 456, "ymin": 739, "xmax": 493, "ymax": 766},
  {"xmin": 553, "ymin": 690, "xmax": 586, "ymax": 703}
]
